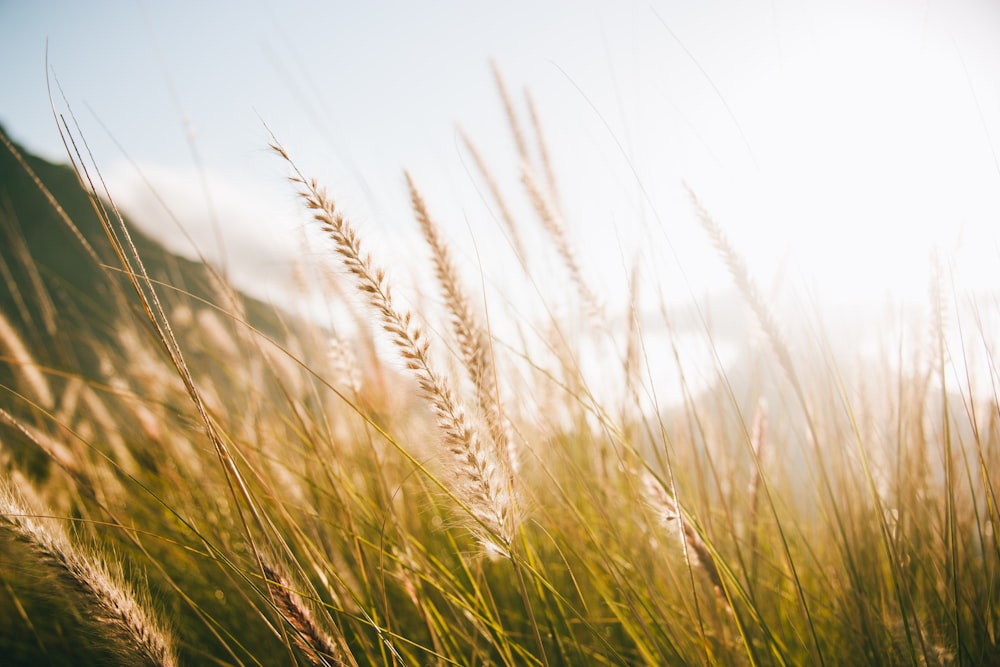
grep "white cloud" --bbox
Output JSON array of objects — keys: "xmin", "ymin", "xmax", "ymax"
[{"xmin": 104, "ymin": 160, "xmax": 312, "ymax": 308}]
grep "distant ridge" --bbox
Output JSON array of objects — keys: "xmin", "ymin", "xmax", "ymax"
[{"xmin": 0, "ymin": 124, "xmax": 287, "ymax": 382}]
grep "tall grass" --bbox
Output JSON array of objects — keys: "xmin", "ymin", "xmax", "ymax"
[{"xmin": 0, "ymin": 70, "xmax": 998, "ymax": 666}]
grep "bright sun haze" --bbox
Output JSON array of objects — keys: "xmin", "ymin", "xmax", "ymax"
[{"xmin": 2, "ymin": 1, "xmax": 998, "ymax": 321}]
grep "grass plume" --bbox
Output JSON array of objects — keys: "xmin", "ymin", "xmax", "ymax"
[
  {"xmin": 0, "ymin": 481, "xmax": 177, "ymax": 667},
  {"xmin": 275, "ymin": 145, "xmax": 518, "ymax": 555}
]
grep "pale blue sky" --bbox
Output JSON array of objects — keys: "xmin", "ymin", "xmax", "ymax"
[
  {"xmin": 4, "ymin": 0, "xmax": 1000, "ymax": 328},
  {"xmin": 3, "ymin": 2, "xmax": 613, "ymax": 174}
]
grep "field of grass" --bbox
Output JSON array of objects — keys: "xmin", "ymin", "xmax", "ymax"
[{"xmin": 0, "ymin": 70, "xmax": 998, "ymax": 666}]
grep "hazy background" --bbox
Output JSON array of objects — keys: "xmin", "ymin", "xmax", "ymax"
[{"xmin": 4, "ymin": 1, "xmax": 1000, "ymax": 369}]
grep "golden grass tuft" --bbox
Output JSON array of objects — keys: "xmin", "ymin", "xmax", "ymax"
[
  {"xmin": 405, "ymin": 171, "xmax": 519, "ymax": 478},
  {"xmin": 277, "ymin": 150, "xmax": 518, "ymax": 555},
  {"xmin": 262, "ymin": 561, "xmax": 350, "ymax": 667},
  {"xmin": 0, "ymin": 480, "xmax": 177, "ymax": 667},
  {"xmin": 640, "ymin": 470, "xmax": 728, "ymax": 609}
]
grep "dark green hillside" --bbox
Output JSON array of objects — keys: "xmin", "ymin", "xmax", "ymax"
[
  {"xmin": 0, "ymin": 126, "xmax": 317, "ymax": 664},
  {"xmin": 0, "ymin": 124, "xmax": 286, "ymax": 377}
]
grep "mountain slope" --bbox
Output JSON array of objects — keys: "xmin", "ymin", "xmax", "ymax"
[{"xmin": 0, "ymin": 124, "xmax": 287, "ymax": 380}]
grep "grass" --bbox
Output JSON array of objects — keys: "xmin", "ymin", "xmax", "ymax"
[{"xmin": 0, "ymin": 69, "xmax": 998, "ymax": 666}]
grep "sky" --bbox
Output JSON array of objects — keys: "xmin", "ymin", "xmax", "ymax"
[{"xmin": 4, "ymin": 0, "xmax": 1000, "ymax": 397}]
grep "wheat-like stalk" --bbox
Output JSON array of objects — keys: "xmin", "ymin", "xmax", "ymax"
[
  {"xmin": 275, "ymin": 144, "xmax": 517, "ymax": 554},
  {"xmin": 686, "ymin": 185, "xmax": 794, "ymax": 381},
  {"xmin": 0, "ymin": 310, "xmax": 53, "ymax": 409},
  {"xmin": 262, "ymin": 561, "xmax": 349, "ymax": 666},
  {"xmin": 0, "ymin": 480, "xmax": 177, "ymax": 667},
  {"xmin": 523, "ymin": 165, "xmax": 601, "ymax": 318},
  {"xmin": 623, "ymin": 257, "xmax": 643, "ymax": 411},
  {"xmin": 640, "ymin": 471, "xmax": 728, "ymax": 607},
  {"xmin": 746, "ymin": 398, "xmax": 768, "ymax": 521},
  {"xmin": 0, "ymin": 407, "xmax": 88, "ymax": 493},
  {"xmin": 328, "ymin": 333, "xmax": 363, "ymax": 395},
  {"xmin": 405, "ymin": 171, "xmax": 519, "ymax": 478},
  {"xmin": 492, "ymin": 61, "xmax": 530, "ymax": 168},
  {"xmin": 745, "ymin": 398, "xmax": 768, "ymax": 577},
  {"xmin": 459, "ymin": 130, "xmax": 528, "ymax": 265},
  {"xmin": 524, "ymin": 89, "xmax": 561, "ymax": 208}
]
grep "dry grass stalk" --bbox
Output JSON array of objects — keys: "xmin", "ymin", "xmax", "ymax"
[
  {"xmin": 746, "ymin": 398, "xmax": 768, "ymax": 566},
  {"xmin": 405, "ymin": 171, "xmax": 518, "ymax": 478},
  {"xmin": 0, "ymin": 310, "xmax": 53, "ymax": 409},
  {"xmin": 0, "ymin": 405, "xmax": 129, "ymax": 510},
  {"xmin": 328, "ymin": 333, "xmax": 363, "ymax": 395},
  {"xmin": 195, "ymin": 307, "xmax": 242, "ymax": 360},
  {"xmin": 79, "ymin": 386, "xmax": 138, "ymax": 474},
  {"xmin": 459, "ymin": 130, "xmax": 528, "ymax": 265},
  {"xmin": 524, "ymin": 89, "xmax": 561, "ymax": 208},
  {"xmin": 491, "ymin": 62, "xmax": 530, "ymax": 168},
  {"xmin": 110, "ymin": 327, "xmax": 184, "ymax": 404},
  {"xmin": 0, "ymin": 481, "xmax": 178, "ymax": 667},
  {"xmin": 55, "ymin": 376, "xmax": 86, "ymax": 424},
  {"xmin": 0, "ymin": 204, "xmax": 59, "ymax": 338},
  {"xmin": 0, "ymin": 237, "xmax": 35, "ymax": 331},
  {"xmin": 623, "ymin": 258, "xmax": 642, "ymax": 400},
  {"xmin": 0, "ymin": 407, "xmax": 82, "ymax": 488},
  {"xmin": 523, "ymin": 165, "xmax": 601, "ymax": 318},
  {"xmin": 60, "ymin": 123, "xmax": 281, "ymax": 629},
  {"xmin": 928, "ymin": 252, "xmax": 948, "ymax": 372},
  {"xmin": 0, "ymin": 130, "xmax": 105, "ymax": 274},
  {"xmin": 276, "ymin": 147, "xmax": 517, "ymax": 554},
  {"xmin": 747, "ymin": 398, "xmax": 768, "ymax": 518},
  {"xmin": 641, "ymin": 471, "xmax": 728, "ymax": 607},
  {"xmin": 2, "ymin": 128, "xmax": 131, "ymax": 338},
  {"xmin": 686, "ymin": 185, "xmax": 795, "ymax": 383},
  {"xmin": 262, "ymin": 562, "xmax": 349, "ymax": 667}
]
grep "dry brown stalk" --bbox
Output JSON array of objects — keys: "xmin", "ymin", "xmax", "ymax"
[
  {"xmin": 405, "ymin": 171, "xmax": 518, "ymax": 478},
  {"xmin": 0, "ymin": 234, "xmax": 34, "ymax": 331},
  {"xmin": 491, "ymin": 61, "xmax": 530, "ymax": 168},
  {"xmin": 0, "ymin": 201, "xmax": 58, "ymax": 338},
  {"xmin": 524, "ymin": 88, "xmax": 561, "ymax": 208},
  {"xmin": 624, "ymin": 258, "xmax": 642, "ymax": 398},
  {"xmin": 55, "ymin": 376, "xmax": 85, "ymax": 424},
  {"xmin": 79, "ymin": 386, "xmax": 138, "ymax": 474},
  {"xmin": 262, "ymin": 562, "xmax": 348, "ymax": 667},
  {"xmin": 523, "ymin": 165, "xmax": 601, "ymax": 318},
  {"xmin": 686, "ymin": 185, "xmax": 795, "ymax": 382},
  {"xmin": 0, "ymin": 310, "xmax": 53, "ymax": 409},
  {"xmin": 0, "ymin": 481, "xmax": 178, "ymax": 667},
  {"xmin": 641, "ymin": 471, "xmax": 729, "ymax": 608},
  {"xmin": 747, "ymin": 398, "xmax": 769, "ymax": 515},
  {"xmin": 459, "ymin": 130, "xmax": 528, "ymax": 264},
  {"xmin": 328, "ymin": 333, "xmax": 363, "ymax": 395},
  {"xmin": 1, "ymin": 129, "xmax": 119, "ymax": 334},
  {"xmin": 0, "ymin": 407, "xmax": 83, "ymax": 489},
  {"xmin": 277, "ymin": 148, "xmax": 517, "ymax": 554},
  {"xmin": 746, "ymin": 398, "xmax": 769, "ymax": 567},
  {"xmin": 60, "ymin": 122, "xmax": 275, "ymax": 625}
]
